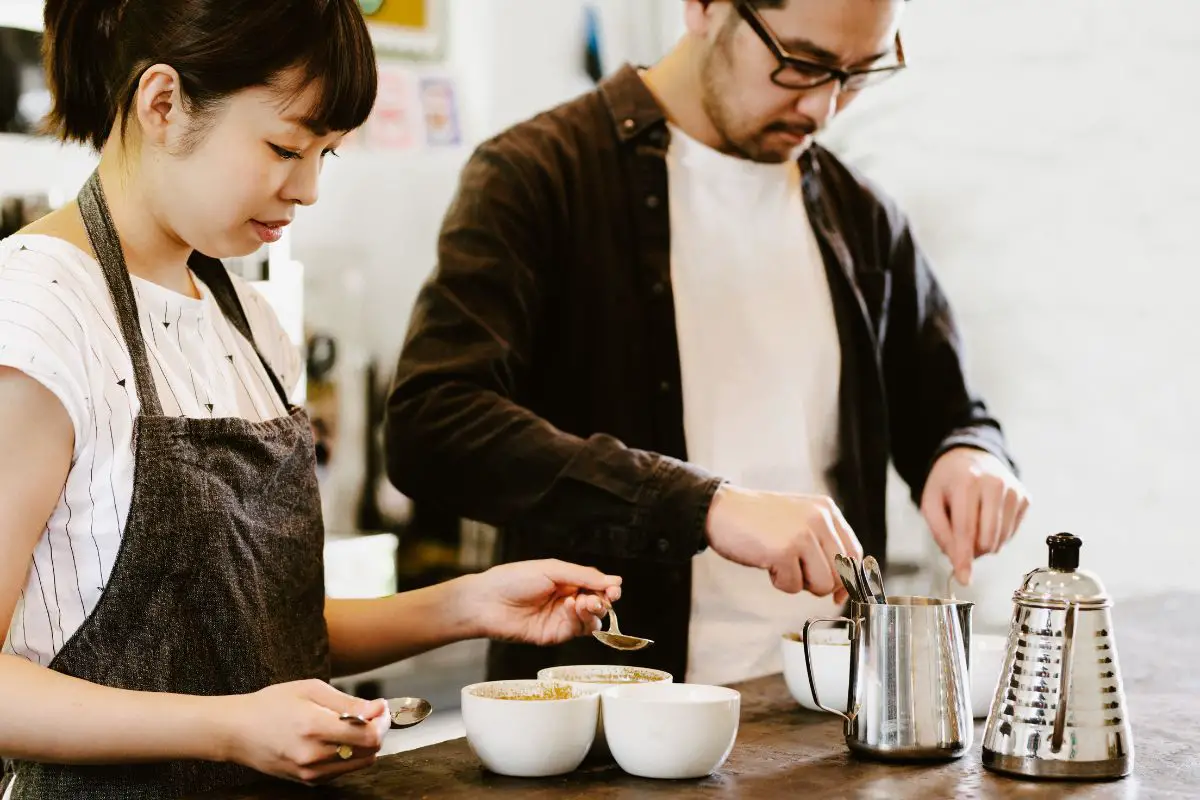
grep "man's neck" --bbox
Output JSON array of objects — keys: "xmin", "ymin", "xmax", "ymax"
[{"xmin": 641, "ymin": 42, "xmax": 726, "ymax": 152}]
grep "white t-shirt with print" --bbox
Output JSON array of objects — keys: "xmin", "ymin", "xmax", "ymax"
[{"xmin": 0, "ymin": 233, "xmax": 301, "ymax": 669}]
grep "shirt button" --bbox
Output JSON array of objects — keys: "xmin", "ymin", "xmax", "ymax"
[
  {"xmin": 658, "ymin": 380, "xmax": 672, "ymax": 394},
  {"xmin": 658, "ymin": 538, "xmax": 671, "ymax": 553},
  {"xmin": 651, "ymin": 281, "xmax": 666, "ymax": 296},
  {"xmin": 645, "ymin": 194, "xmax": 661, "ymax": 209},
  {"xmin": 623, "ymin": 118, "xmax": 636, "ymax": 131}
]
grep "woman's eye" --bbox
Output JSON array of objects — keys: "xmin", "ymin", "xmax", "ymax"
[{"xmin": 269, "ymin": 143, "xmax": 303, "ymax": 160}]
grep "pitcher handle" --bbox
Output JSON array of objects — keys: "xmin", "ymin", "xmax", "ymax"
[
  {"xmin": 1050, "ymin": 602, "xmax": 1078, "ymax": 753},
  {"xmin": 802, "ymin": 616, "xmax": 856, "ymax": 725}
]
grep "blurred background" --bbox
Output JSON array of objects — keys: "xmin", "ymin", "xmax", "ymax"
[{"xmin": 3, "ymin": 0, "xmax": 1198, "ymax": 753}]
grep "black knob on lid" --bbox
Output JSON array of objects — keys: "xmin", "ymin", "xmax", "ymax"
[{"xmin": 1046, "ymin": 532, "xmax": 1082, "ymax": 571}]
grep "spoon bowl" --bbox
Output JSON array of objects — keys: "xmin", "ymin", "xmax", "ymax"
[
  {"xmin": 592, "ymin": 606, "xmax": 653, "ymax": 652},
  {"xmin": 340, "ymin": 697, "xmax": 433, "ymax": 730},
  {"xmin": 389, "ymin": 696, "xmax": 434, "ymax": 729}
]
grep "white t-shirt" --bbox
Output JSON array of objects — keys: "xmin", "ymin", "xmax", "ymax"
[
  {"xmin": 0, "ymin": 234, "xmax": 301, "ymax": 668},
  {"xmin": 667, "ymin": 125, "xmax": 844, "ymax": 687}
]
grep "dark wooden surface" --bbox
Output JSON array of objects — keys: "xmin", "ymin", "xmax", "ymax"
[{"xmin": 201, "ymin": 593, "xmax": 1198, "ymax": 799}]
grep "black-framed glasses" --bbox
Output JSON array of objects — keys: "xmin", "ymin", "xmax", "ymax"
[{"xmin": 736, "ymin": 2, "xmax": 906, "ymax": 92}]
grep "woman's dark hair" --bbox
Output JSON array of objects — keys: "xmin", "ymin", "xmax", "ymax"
[{"xmin": 43, "ymin": 0, "xmax": 379, "ymax": 152}]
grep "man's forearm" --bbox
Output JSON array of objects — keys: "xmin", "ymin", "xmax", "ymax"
[{"xmin": 385, "ymin": 378, "xmax": 720, "ymax": 563}]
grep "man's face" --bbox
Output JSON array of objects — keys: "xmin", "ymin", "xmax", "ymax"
[{"xmin": 691, "ymin": 0, "xmax": 905, "ymax": 163}]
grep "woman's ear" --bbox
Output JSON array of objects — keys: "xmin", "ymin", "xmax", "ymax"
[{"xmin": 132, "ymin": 64, "xmax": 185, "ymax": 149}]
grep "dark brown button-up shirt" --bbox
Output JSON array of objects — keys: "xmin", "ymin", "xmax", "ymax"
[{"xmin": 385, "ymin": 65, "xmax": 1015, "ymax": 681}]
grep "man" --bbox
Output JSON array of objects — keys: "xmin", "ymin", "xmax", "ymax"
[{"xmin": 385, "ymin": 0, "xmax": 1030, "ymax": 686}]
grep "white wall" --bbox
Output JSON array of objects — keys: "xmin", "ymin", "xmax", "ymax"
[
  {"xmin": 819, "ymin": 0, "xmax": 1200, "ymax": 623},
  {"xmin": 0, "ymin": 0, "xmax": 42, "ymax": 32},
  {"xmin": 6, "ymin": 0, "xmax": 1192, "ymax": 622}
]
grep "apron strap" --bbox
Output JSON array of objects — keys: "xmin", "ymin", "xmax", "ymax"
[
  {"xmin": 78, "ymin": 171, "xmax": 164, "ymax": 417},
  {"xmin": 189, "ymin": 253, "xmax": 293, "ymax": 410}
]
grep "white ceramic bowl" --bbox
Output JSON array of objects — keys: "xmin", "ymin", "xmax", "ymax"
[
  {"xmin": 461, "ymin": 680, "xmax": 599, "ymax": 777},
  {"xmin": 970, "ymin": 634, "xmax": 1009, "ymax": 718},
  {"xmin": 602, "ymin": 683, "xmax": 740, "ymax": 780},
  {"xmin": 781, "ymin": 628, "xmax": 852, "ymax": 713},
  {"xmin": 537, "ymin": 665, "xmax": 673, "ymax": 760}
]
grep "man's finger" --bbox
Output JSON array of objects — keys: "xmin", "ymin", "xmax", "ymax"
[
  {"xmin": 770, "ymin": 557, "xmax": 806, "ymax": 594},
  {"xmin": 997, "ymin": 489, "xmax": 1021, "ymax": 551},
  {"xmin": 1013, "ymin": 496, "xmax": 1031, "ymax": 539},
  {"xmin": 813, "ymin": 509, "xmax": 848, "ymax": 598},
  {"xmin": 827, "ymin": 501, "xmax": 863, "ymax": 560},
  {"xmin": 922, "ymin": 489, "xmax": 955, "ymax": 560},
  {"xmin": 978, "ymin": 482, "xmax": 1003, "ymax": 556},
  {"xmin": 797, "ymin": 528, "xmax": 836, "ymax": 597},
  {"xmin": 949, "ymin": 482, "xmax": 979, "ymax": 585}
]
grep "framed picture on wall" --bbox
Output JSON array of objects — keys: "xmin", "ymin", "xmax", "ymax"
[{"xmin": 357, "ymin": 0, "xmax": 446, "ymax": 61}]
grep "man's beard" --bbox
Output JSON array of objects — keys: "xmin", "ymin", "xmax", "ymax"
[{"xmin": 699, "ymin": 53, "xmax": 815, "ymax": 164}]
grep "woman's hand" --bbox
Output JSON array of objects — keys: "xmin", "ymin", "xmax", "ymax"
[
  {"xmin": 460, "ymin": 559, "xmax": 622, "ymax": 646},
  {"xmin": 214, "ymin": 679, "xmax": 390, "ymax": 785}
]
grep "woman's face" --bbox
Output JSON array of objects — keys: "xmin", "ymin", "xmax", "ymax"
[{"xmin": 139, "ymin": 69, "xmax": 346, "ymax": 259}]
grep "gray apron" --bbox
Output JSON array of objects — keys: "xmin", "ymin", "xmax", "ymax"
[{"xmin": 1, "ymin": 172, "xmax": 331, "ymax": 799}]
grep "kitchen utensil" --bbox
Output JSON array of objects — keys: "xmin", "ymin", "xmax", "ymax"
[
  {"xmin": 981, "ymin": 533, "xmax": 1133, "ymax": 780},
  {"xmin": 388, "ymin": 696, "xmax": 434, "ymax": 729},
  {"xmin": 593, "ymin": 605, "xmax": 653, "ymax": 651},
  {"xmin": 339, "ymin": 696, "xmax": 432, "ymax": 730},
  {"xmin": 862, "ymin": 556, "xmax": 887, "ymax": 604},
  {"xmin": 803, "ymin": 595, "xmax": 974, "ymax": 761},
  {"xmin": 834, "ymin": 554, "xmax": 865, "ymax": 603},
  {"xmin": 851, "ymin": 557, "xmax": 872, "ymax": 603}
]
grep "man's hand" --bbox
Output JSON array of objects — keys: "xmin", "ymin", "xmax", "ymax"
[
  {"xmin": 920, "ymin": 447, "xmax": 1031, "ymax": 585},
  {"xmin": 705, "ymin": 485, "xmax": 862, "ymax": 603}
]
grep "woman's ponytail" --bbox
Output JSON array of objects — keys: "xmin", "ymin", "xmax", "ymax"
[{"xmin": 42, "ymin": 0, "xmax": 124, "ymax": 151}]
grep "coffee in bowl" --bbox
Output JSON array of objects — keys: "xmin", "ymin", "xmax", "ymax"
[
  {"xmin": 537, "ymin": 665, "xmax": 673, "ymax": 760},
  {"xmin": 467, "ymin": 682, "xmax": 582, "ymax": 701}
]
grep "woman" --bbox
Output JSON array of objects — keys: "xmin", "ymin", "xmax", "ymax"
[{"xmin": 0, "ymin": 1, "xmax": 621, "ymax": 797}]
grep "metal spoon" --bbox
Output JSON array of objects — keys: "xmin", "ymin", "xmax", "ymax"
[
  {"xmin": 592, "ymin": 605, "xmax": 654, "ymax": 651},
  {"xmin": 834, "ymin": 554, "xmax": 865, "ymax": 603},
  {"xmin": 862, "ymin": 555, "xmax": 887, "ymax": 604},
  {"xmin": 338, "ymin": 696, "xmax": 433, "ymax": 730},
  {"xmin": 388, "ymin": 696, "xmax": 434, "ymax": 729}
]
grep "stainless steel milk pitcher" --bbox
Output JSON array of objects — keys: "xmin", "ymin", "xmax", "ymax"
[{"xmin": 804, "ymin": 596, "xmax": 974, "ymax": 761}]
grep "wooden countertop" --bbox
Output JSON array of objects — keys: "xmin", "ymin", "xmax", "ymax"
[{"xmin": 200, "ymin": 592, "xmax": 1197, "ymax": 799}]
